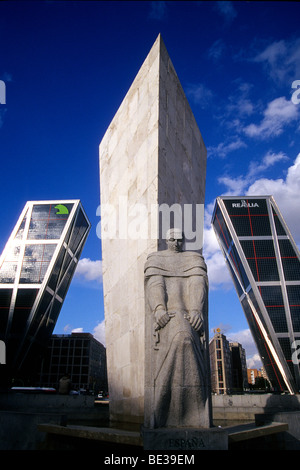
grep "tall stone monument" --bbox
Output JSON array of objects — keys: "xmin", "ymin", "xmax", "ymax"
[{"xmin": 99, "ymin": 34, "xmax": 207, "ymax": 426}]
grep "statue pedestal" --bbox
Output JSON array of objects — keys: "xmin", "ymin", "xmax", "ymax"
[{"xmin": 142, "ymin": 427, "xmax": 228, "ymax": 451}]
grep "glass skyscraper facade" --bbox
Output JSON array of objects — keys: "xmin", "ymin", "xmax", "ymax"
[
  {"xmin": 212, "ymin": 196, "xmax": 300, "ymax": 394},
  {"xmin": 0, "ymin": 200, "xmax": 91, "ymax": 382}
]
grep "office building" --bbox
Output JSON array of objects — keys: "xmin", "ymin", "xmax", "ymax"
[
  {"xmin": 229, "ymin": 341, "xmax": 247, "ymax": 392},
  {"xmin": 212, "ymin": 196, "xmax": 300, "ymax": 394},
  {"xmin": 38, "ymin": 332, "xmax": 107, "ymax": 393},
  {"xmin": 209, "ymin": 331, "xmax": 233, "ymax": 394},
  {"xmin": 0, "ymin": 200, "xmax": 90, "ymax": 383},
  {"xmin": 247, "ymin": 368, "xmax": 263, "ymax": 386},
  {"xmin": 247, "ymin": 368, "xmax": 270, "ymax": 390}
]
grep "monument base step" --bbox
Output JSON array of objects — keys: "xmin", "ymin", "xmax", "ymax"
[
  {"xmin": 225, "ymin": 421, "xmax": 288, "ymax": 443},
  {"xmin": 38, "ymin": 423, "xmax": 143, "ymax": 447},
  {"xmin": 38, "ymin": 420, "xmax": 288, "ymax": 450}
]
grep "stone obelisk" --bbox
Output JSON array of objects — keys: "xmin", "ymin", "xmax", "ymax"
[{"xmin": 99, "ymin": 34, "xmax": 207, "ymax": 425}]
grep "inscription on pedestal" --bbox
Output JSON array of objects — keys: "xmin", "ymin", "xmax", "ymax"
[
  {"xmin": 142, "ymin": 428, "xmax": 228, "ymax": 450},
  {"xmin": 168, "ymin": 437, "xmax": 206, "ymax": 450}
]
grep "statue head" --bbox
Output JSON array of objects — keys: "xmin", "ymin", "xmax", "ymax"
[{"xmin": 166, "ymin": 228, "xmax": 184, "ymax": 253}]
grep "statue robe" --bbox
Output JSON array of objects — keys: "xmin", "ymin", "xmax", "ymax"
[{"xmin": 144, "ymin": 250, "xmax": 212, "ymax": 429}]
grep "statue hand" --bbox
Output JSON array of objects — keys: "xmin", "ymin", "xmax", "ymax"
[
  {"xmin": 155, "ymin": 309, "xmax": 171, "ymax": 328},
  {"xmin": 188, "ymin": 310, "xmax": 203, "ymax": 332}
]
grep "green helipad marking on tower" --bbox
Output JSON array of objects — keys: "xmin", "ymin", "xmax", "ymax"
[{"xmin": 55, "ymin": 204, "xmax": 69, "ymax": 215}]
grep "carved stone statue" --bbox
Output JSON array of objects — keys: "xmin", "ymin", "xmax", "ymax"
[{"xmin": 144, "ymin": 229, "xmax": 212, "ymax": 429}]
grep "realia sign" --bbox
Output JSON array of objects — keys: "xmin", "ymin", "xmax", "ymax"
[{"xmin": 231, "ymin": 199, "xmax": 259, "ymax": 208}]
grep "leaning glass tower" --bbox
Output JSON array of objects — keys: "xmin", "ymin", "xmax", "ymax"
[
  {"xmin": 0, "ymin": 200, "xmax": 91, "ymax": 382},
  {"xmin": 212, "ymin": 196, "xmax": 300, "ymax": 394}
]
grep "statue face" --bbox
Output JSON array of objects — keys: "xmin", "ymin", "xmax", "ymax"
[{"xmin": 167, "ymin": 237, "xmax": 183, "ymax": 252}]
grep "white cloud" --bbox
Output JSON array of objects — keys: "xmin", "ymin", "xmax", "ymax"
[
  {"xmin": 210, "ymin": 326, "xmax": 262, "ymax": 369},
  {"xmin": 228, "ymin": 328, "xmax": 256, "ymax": 355},
  {"xmin": 254, "ymin": 40, "xmax": 288, "ymax": 82},
  {"xmin": 253, "ymin": 38, "xmax": 300, "ymax": 84},
  {"xmin": 244, "ymin": 96, "xmax": 299, "ymax": 139},
  {"xmin": 247, "ymin": 152, "xmax": 300, "ymax": 243},
  {"xmin": 74, "ymin": 258, "xmax": 102, "ymax": 283},
  {"xmin": 227, "ymin": 328, "xmax": 262, "ymax": 369},
  {"xmin": 205, "ymin": 249, "xmax": 232, "ymax": 290},
  {"xmin": 216, "ymin": 150, "xmax": 291, "ymax": 198},
  {"xmin": 93, "ymin": 320, "xmax": 106, "ymax": 347},
  {"xmin": 247, "ymin": 353, "xmax": 263, "ymax": 370},
  {"xmin": 186, "ymin": 83, "xmax": 213, "ymax": 109},
  {"xmin": 207, "ymin": 83, "xmax": 258, "ymax": 158},
  {"xmin": 226, "ymin": 82, "xmax": 256, "ymax": 119},
  {"xmin": 231, "ymin": 99, "xmax": 254, "ymax": 118},
  {"xmin": 217, "ymin": 151, "xmax": 290, "ymax": 195},
  {"xmin": 208, "ymin": 138, "xmax": 247, "ymax": 159},
  {"xmin": 215, "ymin": 1, "xmax": 237, "ymax": 23},
  {"xmin": 217, "ymin": 174, "xmax": 248, "ymax": 195},
  {"xmin": 72, "ymin": 327, "xmax": 83, "ymax": 333},
  {"xmin": 203, "ymin": 208, "xmax": 233, "ymax": 290},
  {"xmin": 208, "ymin": 39, "xmax": 226, "ymax": 62},
  {"xmin": 247, "ymin": 150, "xmax": 289, "ymax": 178}
]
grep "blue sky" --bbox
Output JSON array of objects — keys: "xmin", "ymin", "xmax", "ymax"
[{"xmin": 1, "ymin": 1, "xmax": 300, "ymax": 368}]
